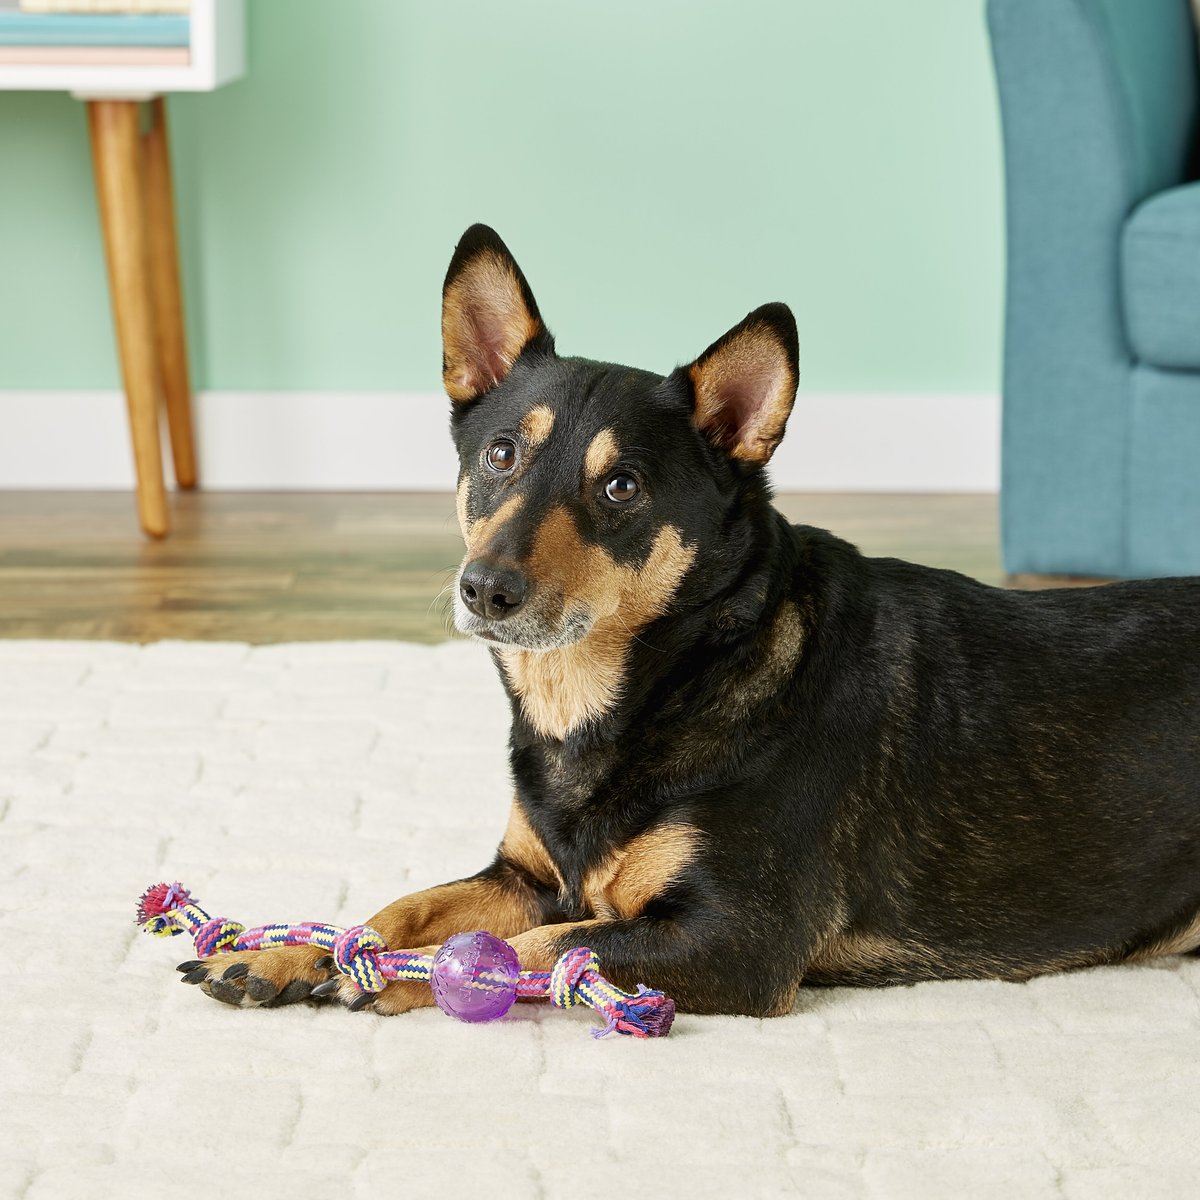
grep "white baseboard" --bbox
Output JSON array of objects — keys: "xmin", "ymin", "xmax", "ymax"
[{"xmin": 0, "ymin": 390, "xmax": 1000, "ymax": 491}]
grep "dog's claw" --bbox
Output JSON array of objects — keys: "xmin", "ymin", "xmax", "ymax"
[
  {"xmin": 310, "ymin": 978, "xmax": 339, "ymax": 998},
  {"xmin": 181, "ymin": 967, "xmax": 208, "ymax": 985},
  {"xmin": 222, "ymin": 962, "xmax": 250, "ymax": 980},
  {"xmin": 313, "ymin": 955, "xmax": 334, "ymax": 972},
  {"xmin": 347, "ymin": 992, "xmax": 373, "ymax": 1013},
  {"xmin": 176, "ymin": 960, "xmax": 203, "ymax": 973}
]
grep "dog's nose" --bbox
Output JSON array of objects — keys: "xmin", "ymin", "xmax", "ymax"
[{"xmin": 459, "ymin": 559, "xmax": 528, "ymax": 620}]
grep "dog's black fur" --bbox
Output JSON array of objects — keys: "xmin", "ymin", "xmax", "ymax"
[
  {"xmin": 446, "ymin": 224, "xmax": 1200, "ymax": 1016},
  {"xmin": 189, "ymin": 224, "xmax": 1200, "ymax": 1019}
]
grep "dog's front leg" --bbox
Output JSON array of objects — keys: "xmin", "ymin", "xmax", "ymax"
[
  {"xmin": 330, "ymin": 861, "xmax": 556, "ymax": 1014},
  {"xmin": 190, "ymin": 798, "xmax": 563, "ymax": 1011},
  {"xmin": 189, "ymin": 861, "xmax": 554, "ymax": 1012},
  {"xmin": 508, "ymin": 915, "xmax": 799, "ymax": 1019}
]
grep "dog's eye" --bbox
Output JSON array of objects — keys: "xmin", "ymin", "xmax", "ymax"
[
  {"xmin": 604, "ymin": 474, "xmax": 639, "ymax": 503},
  {"xmin": 485, "ymin": 439, "xmax": 518, "ymax": 473}
]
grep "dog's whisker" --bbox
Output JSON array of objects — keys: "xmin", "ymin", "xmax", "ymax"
[
  {"xmin": 612, "ymin": 608, "xmax": 667, "ymax": 654},
  {"xmin": 428, "ymin": 594, "xmax": 456, "ymax": 620}
]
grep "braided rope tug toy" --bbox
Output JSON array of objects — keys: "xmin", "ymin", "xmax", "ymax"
[{"xmin": 136, "ymin": 882, "xmax": 675, "ymax": 1039}]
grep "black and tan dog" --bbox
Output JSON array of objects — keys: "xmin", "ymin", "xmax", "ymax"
[{"xmin": 189, "ymin": 225, "xmax": 1200, "ymax": 1017}]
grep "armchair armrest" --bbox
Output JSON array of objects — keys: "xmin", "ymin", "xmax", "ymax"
[{"xmin": 987, "ymin": 0, "xmax": 1198, "ymax": 575}]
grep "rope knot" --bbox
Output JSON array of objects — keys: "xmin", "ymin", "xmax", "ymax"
[
  {"xmin": 333, "ymin": 925, "xmax": 388, "ymax": 993},
  {"xmin": 192, "ymin": 917, "xmax": 246, "ymax": 958},
  {"xmin": 549, "ymin": 946, "xmax": 600, "ymax": 1009}
]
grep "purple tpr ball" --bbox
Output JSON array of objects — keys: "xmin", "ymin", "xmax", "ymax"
[{"xmin": 430, "ymin": 931, "xmax": 520, "ymax": 1023}]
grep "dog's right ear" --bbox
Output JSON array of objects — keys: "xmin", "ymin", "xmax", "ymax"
[{"xmin": 442, "ymin": 225, "xmax": 553, "ymax": 403}]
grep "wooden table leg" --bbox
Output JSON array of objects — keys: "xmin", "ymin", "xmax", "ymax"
[
  {"xmin": 87, "ymin": 99, "xmax": 169, "ymax": 539},
  {"xmin": 143, "ymin": 97, "xmax": 198, "ymax": 491}
]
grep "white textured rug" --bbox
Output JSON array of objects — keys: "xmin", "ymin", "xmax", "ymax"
[{"xmin": 1, "ymin": 640, "xmax": 1198, "ymax": 1200}]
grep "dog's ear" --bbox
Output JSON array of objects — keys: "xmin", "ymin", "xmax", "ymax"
[
  {"xmin": 442, "ymin": 224, "xmax": 552, "ymax": 403},
  {"xmin": 685, "ymin": 303, "xmax": 799, "ymax": 464}
]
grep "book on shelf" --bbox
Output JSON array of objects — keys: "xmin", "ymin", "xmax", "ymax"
[
  {"xmin": 18, "ymin": 1, "xmax": 190, "ymax": 12},
  {"xmin": 0, "ymin": 12, "xmax": 190, "ymax": 45},
  {"xmin": 0, "ymin": 43, "xmax": 187, "ymax": 62},
  {"xmin": 0, "ymin": 5, "xmax": 189, "ymax": 65}
]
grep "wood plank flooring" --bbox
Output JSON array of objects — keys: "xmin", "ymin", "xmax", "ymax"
[{"xmin": 0, "ymin": 491, "xmax": 1002, "ymax": 642}]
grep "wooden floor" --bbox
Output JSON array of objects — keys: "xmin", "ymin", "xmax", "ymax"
[{"xmin": 0, "ymin": 491, "xmax": 1003, "ymax": 643}]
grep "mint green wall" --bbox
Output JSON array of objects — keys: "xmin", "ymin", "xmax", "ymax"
[{"xmin": 0, "ymin": 0, "xmax": 1002, "ymax": 393}]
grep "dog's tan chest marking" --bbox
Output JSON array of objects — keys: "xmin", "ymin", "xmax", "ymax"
[
  {"xmin": 500, "ymin": 798, "xmax": 564, "ymax": 892},
  {"xmin": 503, "ymin": 801, "xmax": 700, "ymax": 923},
  {"xmin": 498, "ymin": 638, "xmax": 627, "ymax": 744},
  {"xmin": 583, "ymin": 824, "xmax": 701, "ymax": 920},
  {"xmin": 498, "ymin": 510, "xmax": 695, "ymax": 738}
]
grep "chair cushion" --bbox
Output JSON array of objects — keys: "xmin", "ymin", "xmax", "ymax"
[{"xmin": 1122, "ymin": 182, "xmax": 1200, "ymax": 370}]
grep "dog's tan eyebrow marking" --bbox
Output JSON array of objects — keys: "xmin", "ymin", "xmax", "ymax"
[
  {"xmin": 584, "ymin": 428, "xmax": 619, "ymax": 480},
  {"xmin": 465, "ymin": 494, "xmax": 523, "ymax": 558},
  {"xmin": 520, "ymin": 405, "xmax": 555, "ymax": 449}
]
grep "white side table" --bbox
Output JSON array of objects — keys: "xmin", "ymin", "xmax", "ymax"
[{"xmin": 0, "ymin": 0, "xmax": 246, "ymax": 536}]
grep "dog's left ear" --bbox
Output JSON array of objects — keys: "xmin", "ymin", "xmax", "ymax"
[
  {"xmin": 685, "ymin": 303, "xmax": 799, "ymax": 464},
  {"xmin": 442, "ymin": 224, "xmax": 553, "ymax": 403}
]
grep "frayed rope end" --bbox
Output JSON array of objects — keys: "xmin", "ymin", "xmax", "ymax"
[
  {"xmin": 135, "ymin": 881, "xmax": 191, "ymax": 926},
  {"xmin": 600, "ymin": 986, "xmax": 675, "ymax": 1039}
]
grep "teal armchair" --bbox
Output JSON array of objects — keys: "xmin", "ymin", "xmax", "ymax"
[{"xmin": 988, "ymin": 0, "xmax": 1200, "ymax": 577}]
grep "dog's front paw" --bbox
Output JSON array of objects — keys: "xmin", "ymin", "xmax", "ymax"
[
  {"xmin": 306, "ymin": 945, "xmax": 441, "ymax": 1015},
  {"xmin": 179, "ymin": 945, "xmax": 333, "ymax": 1009}
]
